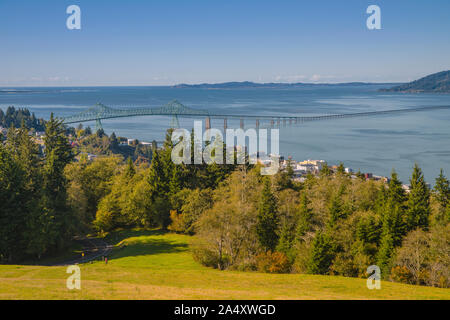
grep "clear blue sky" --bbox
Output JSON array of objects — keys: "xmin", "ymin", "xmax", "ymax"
[{"xmin": 0, "ymin": 0, "xmax": 449, "ymax": 86}]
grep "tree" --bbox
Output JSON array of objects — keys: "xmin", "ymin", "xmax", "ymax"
[
  {"xmin": 41, "ymin": 113, "xmax": 75, "ymax": 250},
  {"xmin": 124, "ymin": 157, "xmax": 136, "ymax": 178},
  {"xmin": 337, "ymin": 162, "xmax": 345, "ymax": 175},
  {"xmin": 388, "ymin": 170, "xmax": 406, "ymax": 206},
  {"xmin": 256, "ymin": 178, "xmax": 279, "ymax": 251},
  {"xmin": 295, "ymin": 193, "xmax": 313, "ymax": 240},
  {"xmin": 376, "ymin": 233, "xmax": 395, "ymax": 279},
  {"xmin": 395, "ymin": 229, "xmax": 430, "ymax": 285},
  {"xmin": 0, "ymin": 145, "xmax": 28, "ymax": 261},
  {"xmin": 307, "ymin": 232, "xmax": 335, "ymax": 274},
  {"xmin": 434, "ymin": 169, "xmax": 450, "ymax": 222},
  {"xmin": 320, "ymin": 162, "xmax": 331, "ymax": 177},
  {"xmin": 406, "ymin": 164, "xmax": 430, "ymax": 231},
  {"xmin": 327, "ymin": 187, "xmax": 346, "ymax": 228}
]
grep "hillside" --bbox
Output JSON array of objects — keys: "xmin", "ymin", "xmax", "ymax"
[
  {"xmin": 0, "ymin": 229, "xmax": 449, "ymax": 300},
  {"xmin": 380, "ymin": 70, "xmax": 450, "ymax": 93}
]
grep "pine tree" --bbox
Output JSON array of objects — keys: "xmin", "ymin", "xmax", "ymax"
[
  {"xmin": 376, "ymin": 233, "xmax": 395, "ymax": 279},
  {"xmin": 307, "ymin": 232, "xmax": 335, "ymax": 274},
  {"xmin": 124, "ymin": 157, "xmax": 136, "ymax": 178},
  {"xmin": 320, "ymin": 162, "xmax": 331, "ymax": 177},
  {"xmin": 327, "ymin": 187, "xmax": 346, "ymax": 228},
  {"xmin": 434, "ymin": 169, "xmax": 450, "ymax": 217},
  {"xmin": 0, "ymin": 144, "xmax": 28, "ymax": 261},
  {"xmin": 295, "ymin": 193, "xmax": 313, "ymax": 240},
  {"xmin": 406, "ymin": 164, "xmax": 430, "ymax": 231},
  {"xmin": 388, "ymin": 170, "xmax": 406, "ymax": 206},
  {"xmin": 337, "ymin": 162, "xmax": 345, "ymax": 175},
  {"xmin": 256, "ymin": 178, "xmax": 279, "ymax": 251},
  {"xmin": 41, "ymin": 113, "xmax": 74, "ymax": 250}
]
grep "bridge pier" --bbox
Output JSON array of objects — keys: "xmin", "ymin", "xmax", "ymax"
[{"xmin": 95, "ymin": 118, "xmax": 103, "ymax": 131}]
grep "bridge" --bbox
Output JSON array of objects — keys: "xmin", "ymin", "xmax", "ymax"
[{"xmin": 62, "ymin": 100, "xmax": 450, "ymax": 131}]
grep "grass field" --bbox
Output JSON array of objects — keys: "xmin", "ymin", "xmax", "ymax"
[{"xmin": 0, "ymin": 229, "xmax": 449, "ymax": 300}]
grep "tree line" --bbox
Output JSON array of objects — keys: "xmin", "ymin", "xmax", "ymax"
[{"xmin": 0, "ymin": 107, "xmax": 46, "ymax": 132}]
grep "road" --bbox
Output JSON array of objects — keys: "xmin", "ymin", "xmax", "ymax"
[{"xmin": 51, "ymin": 237, "xmax": 113, "ymax": 266}]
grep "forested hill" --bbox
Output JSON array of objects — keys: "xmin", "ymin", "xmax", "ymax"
[{"xmin": 380, "ymin": 70, "xmax": 450, "ymax": 93}]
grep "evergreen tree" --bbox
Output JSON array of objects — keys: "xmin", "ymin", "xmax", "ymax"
[
  {"xmin": 376, "ymin": 233, "xmax": 395, "ymax": 279},
  {"xmin": 406, "ymin": 164, "xmax": 430, "ymax": 231},
  {"xmin": 124, "ymin": 157, "xmax": 136, "ymax": 178},
  {"xmin": 0, "ymin": 145, "xmax": 28, "ymax": 261},
  {"xmin": 41, "ymin": 113, "xmax": 74, "ymax": 250},
  {"xmin": 295, "ymin": 193, "xmax": 313, "ymax": 240},
  {"xmin": 337, "ymin": 162, "xmax": 345, "ymax": 175},
  {"xmin": 307, "ymin": 232, "xmax": 335, "ymax": 274},
  {"xmin": 434, "ymin": 169, "xmax": 450, "ymax": 216},
  {"xmin": 256, "ymin": 178, "xmax": 279, "ymax": 251},
  {"xmin": 109, "ymin": 132, "xmax": 119, "ymax": 150},
  {"xmin": 327, "ymin": 187, "xmax": 346, "ymax": 227},
  {"xmin": 388, "ymin": 169, "xmax": 406, "ymax": 206},
  {"xmin": 319, "ymin": 162, "xmax": 331, "ymax": 177}
]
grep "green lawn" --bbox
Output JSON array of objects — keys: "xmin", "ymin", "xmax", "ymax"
[{"xmin": 0, "ymin": 229, "xmax": 449, "ymax": 300}]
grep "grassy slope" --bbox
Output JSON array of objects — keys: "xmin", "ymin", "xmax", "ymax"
[{"xmin": 0, "ymin": 229, "xmax": 449, "ymax": 300}]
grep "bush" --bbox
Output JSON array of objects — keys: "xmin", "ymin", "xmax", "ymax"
[
  {"xmin": 390, "ymin": 266, "xmax": 413, "ymax": 284},
  {"xmin": 256, "ymin": 251, "xmax": 291, "ymax": 273}
]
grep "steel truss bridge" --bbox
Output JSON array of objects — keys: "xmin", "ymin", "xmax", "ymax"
[{"xmin": 62, "ymin": 100, "xmax": 450, "ymax": 131}]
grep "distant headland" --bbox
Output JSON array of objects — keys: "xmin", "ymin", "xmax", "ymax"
[{"xmin": 380, "ymin": 70, "xmax": 450, "ymax": 93}]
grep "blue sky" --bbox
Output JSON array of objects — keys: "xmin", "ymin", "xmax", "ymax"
[{"xmin": 0, "ymin": 0, "xmax": 449, "ymax": 86}]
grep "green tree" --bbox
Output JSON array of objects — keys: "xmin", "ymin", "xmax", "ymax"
[
  {"xmin": 337, "ymin": 162, "xmax": 345, "ymax": 175},
  {"xmin": 295, "ymin": 193, "xmax": 313, "ymax": 240},
  {"xmin": 388, "ymin": 170, "xmax": 406, "ymax": 206},
  {"xmin": 41, "ymin": 113, "xmax": 74, "ymax": 250},
  {"xmin": 0, "ymin": 145, "xmax": 28, "ymax": 261},
  {"xmin": 256, "ymin": 178, "xmax": 279, "ymax": 251},
  {"xmin": 327, "ymin": 187, "xmax": 346, "ymax": 227},
  {"xmin": 307, "ymin": 232, "xmax": 335, "ymax": 274},
  {"xmin": 434, "ymin": 169, "xmax": 450, "ymax": 221},
  {"xmin": 406, "ymin": 164, "xmax": 430, "ymax": 231},
  {"xmin": 376, "ymin": 233, "xmax": 395, "ymax": 279}
]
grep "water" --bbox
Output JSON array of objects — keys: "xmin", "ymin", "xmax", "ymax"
[{"xmin": 1, "ymin": 85, "xmax": 449, "ymax": 184}]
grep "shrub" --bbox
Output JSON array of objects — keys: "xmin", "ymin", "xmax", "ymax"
[
  {"xmin": 390, "ymin": 266, "xmax": 413, "ymax": 284},
  {"xmin": 256, "ymin": 251, "xmax": 291, "ymax": 273}
]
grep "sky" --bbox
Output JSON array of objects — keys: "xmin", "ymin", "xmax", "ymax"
[{"xmin": 0, "ymin": 0, "xmax": 449, "ymax": 86}]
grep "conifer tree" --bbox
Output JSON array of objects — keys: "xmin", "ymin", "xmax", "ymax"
[
  {"xmin": 124, "ymin": 157, "xmax": 136, "ymax": 178},
  {"xmin": 388, "ymin": 170, "xmax": 406, "ymax": 206},
  {"xmin": 337, "ymin": 162, "xmax": 345, "ymax": 175},
  {"xmin": 295, "ymin": 193, "xmax": 313, "ymax": 240},
  {"xmin": 256, "ymin": 177, "xmax": 279, "ymax": 251},
  {"xmin": 41, "ymin": 113, "xmax": 74, "ymax": 250},
  {"xmin": 376, "ymin": 233, "xmax": 395, "ymax": 279},
  {"xmin": 307, "ymin": 232, "xmax": 335, "ymax": 274},
  {"xmin": 406, "ymin": 164, "xmax": 430, "ymax": 231},
  {"xmin": 434, "ymin": 169, "xmax": 449, "ymax": 217}
]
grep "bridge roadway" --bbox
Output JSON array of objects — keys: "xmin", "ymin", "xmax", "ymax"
[{"xmin": 62, "ymin": 100, "xmax": 450, "ymax": 130}]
